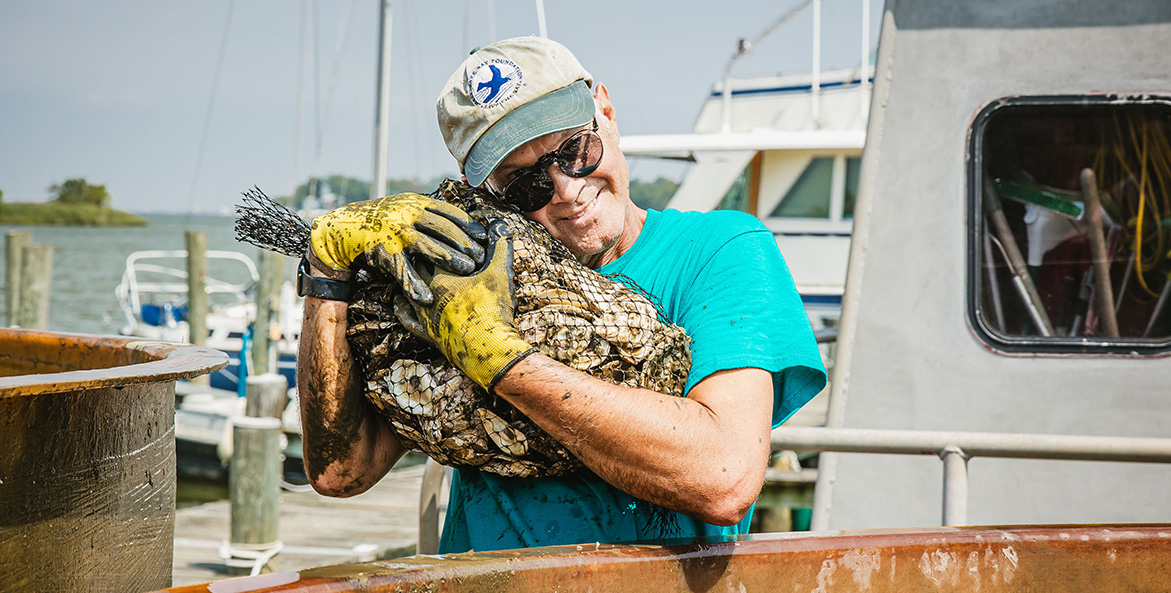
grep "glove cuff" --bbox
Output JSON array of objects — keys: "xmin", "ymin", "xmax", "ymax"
[
  {"xmin": 442, "ymin": 324, "xmax": 534, "ymax": 392},
  {"xmin": 486, "ymin": 346, "xmax": 539, "ymax": 393}
]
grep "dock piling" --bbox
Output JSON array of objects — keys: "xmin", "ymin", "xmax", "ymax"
[
  {"xmin": 186, "ymin": 231, "xmax": 209, "ymax": 384},
  {"xmin": 225, "ymin": 373, "xmax": 289, "ymax": 576},
  {"xmin": 252, "ymin": 250, "xmax": 283, "ymax": 375},
  {"xmin": 228, "ymin": 416, "xmax": 283, "ymax": 576},
  {"xmin": 5, "ymin": 231, "xmax": 30, "ymax": 325},
  {"xmin": 16, "ymin": 242, "xmax": 53, "ymax": 330}
]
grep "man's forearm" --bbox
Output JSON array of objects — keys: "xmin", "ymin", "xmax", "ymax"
[
  {"xmin": 297, "ymin": 296, "xmax": 405, "ymax": 497},
  {"xmin": 493, "ymin": 354, "xmax": 773, "ymax": 525}
]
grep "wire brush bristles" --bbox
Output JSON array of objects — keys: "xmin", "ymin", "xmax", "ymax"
[{"xmin": 235, "ymin": 186, "xmax": 312, "ymax": 257}]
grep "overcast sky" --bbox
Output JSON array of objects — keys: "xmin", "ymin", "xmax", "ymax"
[{"xmin": 0, "ymin": 0, "xmax": 881, "ymax": 214}]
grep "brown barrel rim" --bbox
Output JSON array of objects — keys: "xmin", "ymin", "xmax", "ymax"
[{"xmin": 0, "ymin": 328, "xmax": 229, "ymax": 396}]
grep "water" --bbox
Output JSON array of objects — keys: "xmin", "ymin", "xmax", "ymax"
[{"xmin": 0, "ymin": 213, "xmax": 262, "ymax": 335}]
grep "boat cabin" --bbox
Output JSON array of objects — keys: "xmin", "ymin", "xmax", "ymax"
[{"xmin": 821, "ymin": 0, "xmax": 1171, "ymax": 529}]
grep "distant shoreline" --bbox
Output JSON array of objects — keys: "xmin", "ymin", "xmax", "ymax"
[{"xmin": 0, "ymin": 202, "xmax": 147, "ymax": 226}]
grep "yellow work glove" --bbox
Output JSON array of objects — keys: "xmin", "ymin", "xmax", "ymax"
[
  {"xmin": 309, "ymin": 193, "xmax": 486, "ymax": 304},
  {"xmin": 395, "ymin": 219, "xmax": 536, "ymax": 392}
]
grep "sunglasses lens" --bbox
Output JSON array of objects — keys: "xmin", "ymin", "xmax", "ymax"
[
  {"xmin": 558, "ymin": 132, "xmax": 603, "ymax": 176},
  {"xmin": 495, "ymin": 123, "xmax": 604, "ymax": 213},
  {"xmin": 505, "ymin": 169, "xmax": 555, "ymax": 212}
]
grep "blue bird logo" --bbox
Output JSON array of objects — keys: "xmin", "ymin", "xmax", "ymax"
[{"xmin": 476, "ymin": 64, "xmax": 512, "ymax": 104}]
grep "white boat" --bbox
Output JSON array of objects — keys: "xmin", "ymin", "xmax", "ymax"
[
  {"xmin": 621, "ymin": 3, "xmax": 872, "ymax": 340},
  {"xmin": 115, "ymin": 249, "xmax": 301, "ymax": 393},
  {"xmin": 619, "ymin": 3, "xmax": 872, "ymax": 427},
  {"xmin": 618, "ymin": 0, "xmax": 1171, "ymax": 534}
]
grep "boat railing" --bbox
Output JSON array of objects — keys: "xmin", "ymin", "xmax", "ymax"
[
  {"xmin": 770, "ymin": 425, "xmax": 1171, "ymax": 529},
  {"xmin": 116, "ymin": 249, "xmax": 260, "ymax": 327},
  {"xmin": 719, "ymin": 0, "xmax": 872, "ymax": 133},
  {"xmin": 785, "ymin": 315, "xmax": 1171, "ymax": 531}
]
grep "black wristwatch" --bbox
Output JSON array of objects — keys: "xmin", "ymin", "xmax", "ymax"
[{"xmin": 296, "ymin": 256, "xmax": 354, "ymax": 301}]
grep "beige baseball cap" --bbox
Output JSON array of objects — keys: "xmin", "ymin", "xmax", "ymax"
[{"xmin": 437, "ymin": 36, "xmax": 595, "ymax": 187}]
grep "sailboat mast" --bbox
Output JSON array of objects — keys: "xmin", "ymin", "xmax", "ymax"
[
  {"xmin": 371, "ymin": 0, "xmax": 393, "ymax": 200},
  {"xmin": 535, "ymin": 0, "xmax": 547, "ymax": 37}
]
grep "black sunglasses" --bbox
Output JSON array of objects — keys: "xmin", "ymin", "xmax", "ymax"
[{"xmin": 488, "ymin": 119, "xmax": 604, "ymax": 212}]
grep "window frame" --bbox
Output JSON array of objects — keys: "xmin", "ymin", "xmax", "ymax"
[
  {"xmin": 761, "ymin": 151, "xmax": 860, "ymax": 237},
  {"xmin": 966, "ymin": 93, "xmax": 1171, "ymax": 356}
]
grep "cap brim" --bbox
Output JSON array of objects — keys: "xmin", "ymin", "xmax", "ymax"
[{"xmin": 464, "ymin": 79, "xmax": 595, "ymax": 187}]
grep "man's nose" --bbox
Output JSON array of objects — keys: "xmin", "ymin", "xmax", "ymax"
[{"xmin": 546, "ymin": 166, "xmax": 583, "ymax": 204}]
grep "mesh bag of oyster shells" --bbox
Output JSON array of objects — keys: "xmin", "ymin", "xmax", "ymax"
[
  {"xmin": 235, "ymin": 181, "xmax": 692, "ymax": 478},
  {"xmin": 347, "ymin": 180, "xmax": 691, "ymax": 478}
]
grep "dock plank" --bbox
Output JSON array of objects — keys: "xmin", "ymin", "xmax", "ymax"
[{"xmin": 171, "ymin": 463, "xmax": 426, "ymax": 587}]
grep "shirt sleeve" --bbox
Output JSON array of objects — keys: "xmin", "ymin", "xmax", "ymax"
[{"xmin": 677, "ymin": 219, "xmax": 827, "ymax": 427}]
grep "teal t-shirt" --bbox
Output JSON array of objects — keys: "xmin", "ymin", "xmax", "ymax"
[{"xmin": 438, "ymin": 208, "xmax": 827, "ymax": 553}]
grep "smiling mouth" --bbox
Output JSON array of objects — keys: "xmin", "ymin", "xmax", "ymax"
[{"xmin": 563, "ymin": 194, "xmax": 598, "ymax": 222}]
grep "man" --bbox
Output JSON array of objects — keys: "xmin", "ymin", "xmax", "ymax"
[{"xmin": 297, "ymin": 37, "xmax": 826, "ymax": 553}]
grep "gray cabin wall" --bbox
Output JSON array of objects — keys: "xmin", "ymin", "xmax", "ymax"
[{"xmin": 828, "ymin": 0, "xmax": 1171, "ymax": 529}]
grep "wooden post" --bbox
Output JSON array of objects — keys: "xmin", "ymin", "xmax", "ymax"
[
  {"xmin": 1079, "ymin": 168, "xmax": 1120, "ymax": 338},
  {"xmin": 6, "ymin": 231, "xmax": 30, "ymax": 326},
  {"xmin": 252, "ymin": 250, "xmax": 283, "ymax": 375},
  {"xmin": 245, "ymin": 373, "xmax": 288, "ymax": 421},
  {"xmin": 186, "ymin": 231, "xmax": 208, "ymax": 385},
  {"xmin": 224, "ymin": 373, "xmax": 288, "ymax": 575},
  {"xmin": 16, "ymin": 243, "xmax": 53, "ymax": 330},
  {"xmin": 228, "ymin": 415, "xmax": 282, "ymax": 576}
]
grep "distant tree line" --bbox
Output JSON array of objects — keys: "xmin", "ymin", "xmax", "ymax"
[
  {"xmin": 628, "ymin": 178, "xmax": 679, "ymax": 210},
  {"xmin": 290, "ymin": 174, "xmax": 679, "ymax": 211},
  {"xmin": 0, "ymin": 178, "xmax": 144, "ymax": 226},
  {"xmin": 50, "ymin": 178, "xmax": 112, "ymax": 207},
  {"xmin": 291, "ymin": 175, "xmax": 451, "ymax": 207}
]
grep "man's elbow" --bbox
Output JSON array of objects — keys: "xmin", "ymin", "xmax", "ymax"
[
  {"xmin": 698, "ymin": 490, "xmax": 757, "ymax": 526},
  {"xmin": 307, "ymin": 470, "xmax": 372, "ymax": 498},
  {"xmin": 691, "ymin": 471, "xmax": 763, "ymax": 526},
  {"xmin": 303, "ymin": 454, "xmax": 378, "ymax": 498}
]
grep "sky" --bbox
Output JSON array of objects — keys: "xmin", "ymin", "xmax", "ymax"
[{"xmin": 0, "ymin": 0, "xmax": 882, "ymax": 214}]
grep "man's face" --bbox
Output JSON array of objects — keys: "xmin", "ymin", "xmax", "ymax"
[{"xmin": 485, "ymin": 90, "xmax": 634, "ymax": 268}]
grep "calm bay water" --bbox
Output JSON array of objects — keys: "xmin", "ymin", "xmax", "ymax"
[{"xmin": 0, "ymin": 213, "xmax": 261, "ymax": 336}]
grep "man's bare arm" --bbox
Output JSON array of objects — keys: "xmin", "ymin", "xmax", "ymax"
[
  {"xmin": 494, "ymin": 354, "xmax": 773, "ymax": 526},
  {"xmin": 297, "ymin": 294, "xmax": 406, "ymax": 497}
]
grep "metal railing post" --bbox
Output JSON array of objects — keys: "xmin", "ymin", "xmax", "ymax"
[
  {"xmin": 940, "ymin": 445, "xmax": 969, "ymax": 526},
  {"xmin": 811, "ymin": 0, "xmax": 822, "ymax": 125}
]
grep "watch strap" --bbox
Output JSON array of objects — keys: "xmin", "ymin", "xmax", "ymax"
[{"xmin": 297, "ymin": 256, "xmax": 354, "ymax": 301}]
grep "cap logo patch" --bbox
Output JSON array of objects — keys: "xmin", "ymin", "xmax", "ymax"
[{"xmin": 467, "ymin": 59, "xmax": 522, "ymax": 107}]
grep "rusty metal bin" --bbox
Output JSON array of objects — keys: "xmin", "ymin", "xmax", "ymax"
[{"xmin": 0, "ymin": 329, "xmax": 227, "ymax": 593}]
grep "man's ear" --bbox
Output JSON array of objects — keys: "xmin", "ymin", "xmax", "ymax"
[{"xmin": 593, "ymin": 82, "xmax": 619, "ymax": 141}]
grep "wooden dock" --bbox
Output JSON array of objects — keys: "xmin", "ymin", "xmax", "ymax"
[{"xmin": 171, "ymin": 463, "xmax": 426, "ymax": 587}]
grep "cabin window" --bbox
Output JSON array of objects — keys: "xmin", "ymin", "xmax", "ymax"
[
  {"xmin": 716, "ymin": 164, "xmax": 752, "ymax": 212},
  {"xmin": 969, "ymin": 96, "xmax": 1171, "ymax": 353},
  {"xmin": 716, "ymin": 153, "xmax": 762, "ymax": 214},
  {"xmin": 770, "ymin": 157, "xmax": 834, "ymax": 218}
]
